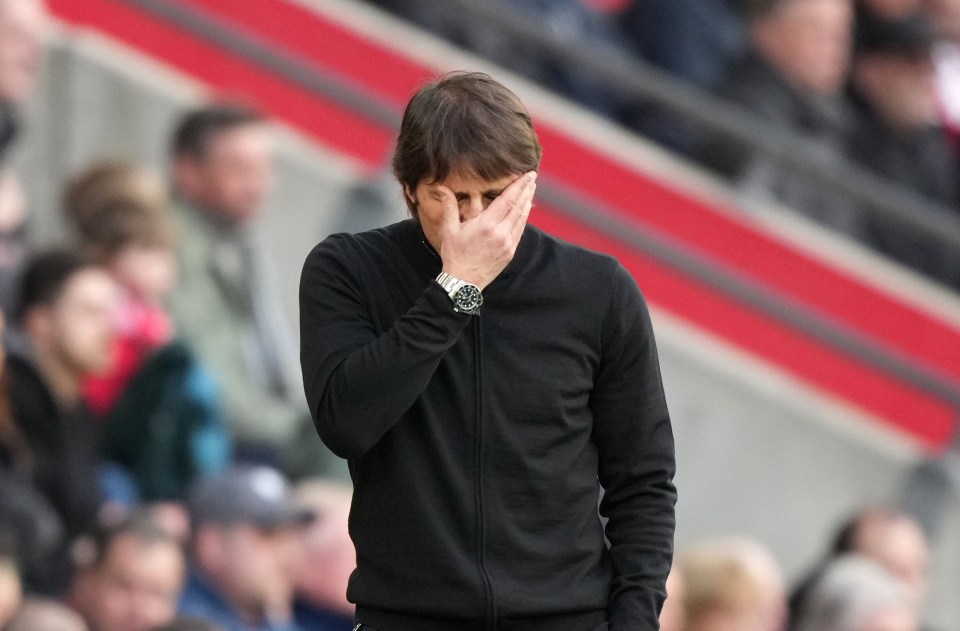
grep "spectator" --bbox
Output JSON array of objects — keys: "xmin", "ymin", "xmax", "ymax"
[
  {"xmin": 794, "ymin": 556, "xmax": 918, "ymax": 631},
  {"xmin": 291, "ymin": 481, "xmax": 353, "ymax": 631},
  {"xmin": 789, "ymin": 508, "xmax": 930, "ymax": 628},
  {"xmin": 0, "ymin": 0, "xmax": 47, "ymax": 315},
  {"xmin": 701, "ymin": 0, "xmax": 859, "ymax": 232},
  {"xmin": 5, "ymin": 597, "xmax": 88, "ymax": 631},
  {"xmin": 168, "ymin": 104, "xmax": 333, "ymax": 479},
  {"xmin": 0, "ymin": 308, "xmax": 67, "ymax": 596},
  {"xmin": 63, "ymin": 160, "xmax": 231, "ymax": 501},
  {"xmin": 680, "ymin": 537, "xmax": 787, "ymax": 631},
  {"xmin": 0, "ymin": 0, "xmax": 46, "ymax": 163},
  {"xmin": 0, "ymin": 169, "xmax": 27, "ymax": 314},
  {"xmin": 926, "ymin": 0, "xmax": 960, "ymax": 146},
  {"xmin": 179, "ymin": 465, "xmax": 314, "ymax": 631},
  {"xmin": 6, "ymin": 250, "xmax": 118, "ymax": 539},
  {"xmin": 618, "ymin": 0, "xmax": 745, "ymax": 91},
  {"xmin": 70, "ymin": 514, "xmax": 186, "ymax": 631},
  {"xmin": 369, "ymin": 0, "xmax": 625, "ymax": 115},
  {"xmin": 846, "ymin": 11, "xmax": 960, "ymax": 283},
  {"xmin": 848, "ymin": 11, "xmax": 957, "ymax": 206},
  {"xmin": 63, "ymin": 160, "xmax": 174, "ymax": 416},
  {"xmin": 616, "ymin": 0, "xmax": 747, "ymax": 150}
]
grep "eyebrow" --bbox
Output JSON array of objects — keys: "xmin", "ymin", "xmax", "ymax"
[{"xmin": 453, "ymin": 188, "xmax": 504, "ymax": 200}]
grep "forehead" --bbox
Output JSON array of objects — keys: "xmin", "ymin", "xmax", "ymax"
[
  {"xmin": 0, "ymin": 0, "xmax": 46, "ymax": 29},
  {"xmin": 205, "ymin": 123, "xmax": 271, "ymax": 156},
  {"xmin": 56, "ymin": 268, "xmax": 117, "ymax": 306},
  {"xmin": 424, "ymin": 171, "xmax": 518, "ymax": 193},
  {"xmin": 104, "ymin": 533, "xmax": 182, "ymax": 565}
]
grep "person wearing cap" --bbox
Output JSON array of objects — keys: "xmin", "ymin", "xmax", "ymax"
[
  {"xmin": 848, "ymin": 10, "xmax": 959, "ymax": 206},
  {"xmin": 698, "ymin": 0, "xmax": 859, "ymax": 232},
  {"xmin": 178, "ymin": 465, "xmax": 314, "ymax": 631},
  {"xmin": 846, "ymin": 9, "xmax": 960, "ymax": 283},
  {"xmin": 70, "ymin": 514, "xmax": 186, "ymax": 631}
]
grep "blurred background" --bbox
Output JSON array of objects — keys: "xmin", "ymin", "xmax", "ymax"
[{"xmin": 1, "ymin": 0, "xmax": 960, "ymax": 630}]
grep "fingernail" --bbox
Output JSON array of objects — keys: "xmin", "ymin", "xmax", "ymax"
[{"xmin": 529, "ymin": 171, "xmax": 538, "ymax": 183}]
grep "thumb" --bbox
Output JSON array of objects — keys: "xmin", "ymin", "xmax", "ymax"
[{"xmin": 436, "ymin": 185, "xmax": 459, "ymax": 233}]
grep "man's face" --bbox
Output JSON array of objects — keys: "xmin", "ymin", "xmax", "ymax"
[
  {"xmin": 755, "ymin": 0, "xmax": 853, "ymax": 95},
  {"xmin": 44, "ymin": 268, "xmax": 118, "ymax": 378},
  {"xmin": 405, "ymin": 171, "xmax": 521, "ymax": 252},
  {"xmin": 0, "ymin": 0, "xmax": 46, "ymax": 103},
  {"xmin": 176, "ymin": 124, "xmax": 275, "ymax": 225},
  {"xmin": 80, "ymin": 535, "xmax": 185, "ymax": 631},
  {"xmin": 213, "ymin": 524, "xmax": 303, "ymax": 615},
  {"xmin": 854, "ymin": 51, "xmax": 938, "ymax": 131}
]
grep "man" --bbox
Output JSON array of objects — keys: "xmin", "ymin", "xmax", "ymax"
[
  {"xmin": 794, "ymin": 557, "xmax": 919, "ymax": 631},
  {"xmin": 71, "ymin": 516, "xmax": 186, "ymax": 631},
  {"xmin": 0, "ymin": 0, "xmax": 46, "ymax": 313},
  {"xmin": 846, "ymin": 11, "xmax": 960, "ymax": 284},
  {"xmin": 291, "ymin": 481, "xmax": 354, "ymax": 631},
  {"xmin": 679, "ymin": 538, "xmax": 786, "ymax": 631},
  {"xmin": 7, "ymin": 250, "xmax": 117, "ymax": 539},
  {"xmin": 848, "ymin": 11, "xmax": 958, "ymax": 207},
  {"xmin": 700, "ymin": 0, "xmax": 857, "ymax": 231},
  {"xmin": 788, "ymin": 508, "xmax": 930, "ymax": 630},
  {"xmin": 299, "ymin": 72, "xmax": 677, "ymax": 630},
  {"xmin": 0, "ymin": 0, "xmax": 46, "ymax": 162},
  {"xmin": 927, "ymin": 0, "xmax": 960, "ymax": 147},
  {"xmin": 168, "ymin": 105, "xmax": 333, "ymax": 479},
  {"xmin": 179, "ymin": 465, "xmax": 314, "ymax": 631}
]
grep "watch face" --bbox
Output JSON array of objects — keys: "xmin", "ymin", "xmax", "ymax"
[{"xmin": 453, "ymin": 285, "xmax": 483, "ymax": 313}]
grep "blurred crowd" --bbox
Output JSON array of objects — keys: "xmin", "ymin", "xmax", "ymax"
[
  {"xmin": 0, "ymin": 1, "xmax": 357, "ymax": 630},
  {"xmin": 0, "ymin": 0, "xmax": 953, "ymax": 630},
  {"xmin": 370, "ymin": 0, "xmax": 960, "ymax": 289}
]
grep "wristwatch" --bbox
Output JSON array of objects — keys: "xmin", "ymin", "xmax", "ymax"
[{"xmin": 435, "ymin": 272, "xmax": 483, "ymax": 315}]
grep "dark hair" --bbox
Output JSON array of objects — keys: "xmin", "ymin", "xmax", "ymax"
[
  {"xmin": 736, "ymin": 0, "xmax": 791, "ymax": 20},
  {"xmin": 392, "ymin": 71, "xmax": 542, "ymax": 217},
  {"xmin": 171, "ymin": 103, "xmax": 265, "ymax": 160},
  {"xmin": 15, "ymin": 250, "xmax": 97, "ymax": 322},
  {"xmin": 63, "ymin": 160, "xmax": 173, "ymax": 260},
  {"xmin": 88, "ymin": 510, "xmax": 184, "ymax": 570}
]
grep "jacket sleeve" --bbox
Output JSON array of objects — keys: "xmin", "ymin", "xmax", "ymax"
[
  {"xmin": 299, "ymin": 235, "xmax": 471, "ymax": 460},
  {"xmin": 592, "ymin": 263, "xmax": 677, "ymax": 631}
]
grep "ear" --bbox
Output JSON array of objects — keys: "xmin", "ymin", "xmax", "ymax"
[
  {"xmin": 402, "ymin": 183, "xmax": 419, "ymax": 217},
  {"xmin": 194, "ymin": 526, "xmax": 224, "ymax": 572},
  {"xmin": 172, "ymin": 155, "xmax": 200, "ymax": 198},
  {"xmin": 22, "ymin": 306, "xmax": 51, "ymax": 341}
]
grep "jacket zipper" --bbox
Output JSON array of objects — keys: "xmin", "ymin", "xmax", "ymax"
[{"xmin": 473, "ymin": 316, "xmax": 497, "ymax": 629}]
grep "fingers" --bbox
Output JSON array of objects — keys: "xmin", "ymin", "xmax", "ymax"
[
  {"xmin": 436, "ymin": 184, "xmax": 460, "ymax": 235},
  {"xmin": 492, "ymin": 171, "xmax": 537, "ymax": 223},
  {"xmin": 509, "ymin": 177, "xmax": 536, "ymax": 240}
]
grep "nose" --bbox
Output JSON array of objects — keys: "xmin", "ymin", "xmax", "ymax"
[{"xmin": 461, "ymin": 195, "xmax": 485, "ymax": 222}]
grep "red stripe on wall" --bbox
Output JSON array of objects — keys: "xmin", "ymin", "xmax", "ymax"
[
  {"xmin": 173, "ymin": 0, "xmax": 960, "ymax": 387},
  {"xmin": 47, "ymin": 0, "xmax": 960, "ymax": 448},
  {"xmin": 534, "ymin": 205, "xmax": 956, "ymax": 450},
  {"xmin": 48, "ymin": 0, "xmax": 394, "ymax": 165}
]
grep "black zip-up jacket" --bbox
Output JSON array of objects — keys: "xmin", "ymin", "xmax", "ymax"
[{"xmin": 299, "ymin": 219, "xmax": 676, "ymax": 630}]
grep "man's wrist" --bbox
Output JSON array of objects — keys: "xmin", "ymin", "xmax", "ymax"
[{"xmin": 435, "ymin": 272, "xmax": 483, "ymax": 315}]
